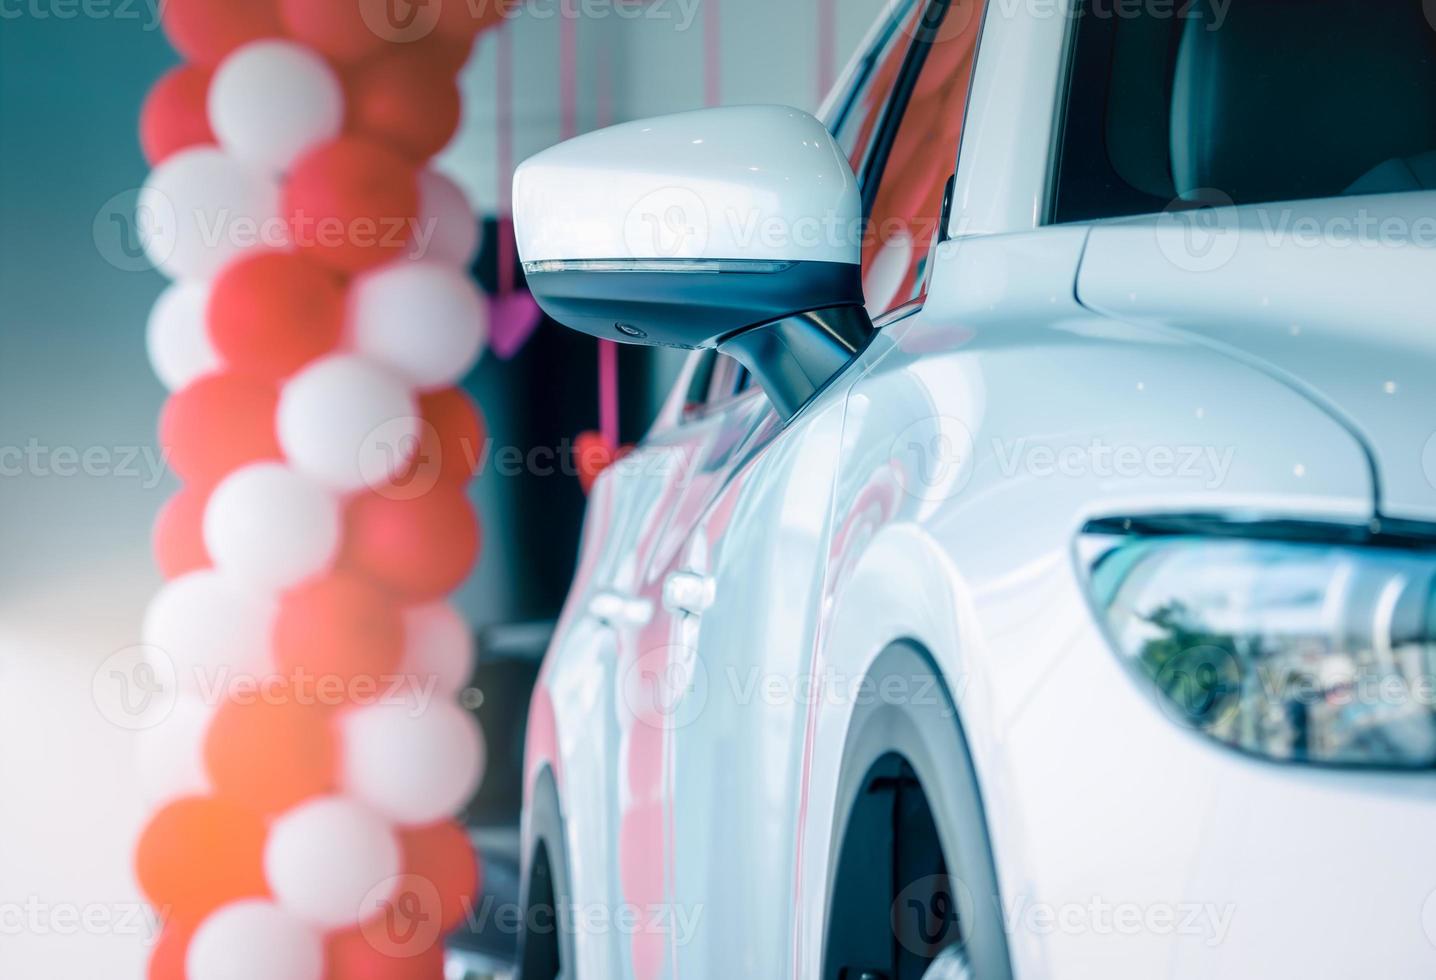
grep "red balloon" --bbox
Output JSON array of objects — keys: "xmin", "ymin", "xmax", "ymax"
[
  {"xmin": 408, "ymin": 32, "xmax": 477, "ymax": 76},
  {"xmin": 399, "ymin": 820, "xmax": 480, "ymax": 933},
  {"xmin": 324, "ymin": 926, "xmax": 447, "ymax": 980},
  {"xmin": 393, "ymin": 388, "xmax": 485, "ymax": 488},
  {"xmin": 342, "ymin": 485, "xmax": 479, "ymax": 601},
  {"xmin": 274, "ymin": 571, "xmax": 404, "ymax": 686},
  {"xmin": 284, "ymin": 137, "xmax": 420, "ymax": 273},
  {"xmin": 161, "ymin": 0, "xmax": 283, "ymax": 65},
  {"xmin": 205, "ymin": 690, "xmax": 336, "ymax": 815},
  {"xmin": 209, "ymin": 253, "xmax": 345, "ymax": 380},
  {"xmin": 153, "ymin": 484, "xmax": 212, "ymax": 579},
  {"xmin": 140, "ymin": 65, "xmax": 214, "ymax": 166},
  {"xmin": 574, "ymin": 430, "xmax": 616, "ymax": 495},
  {"xmin": 147, "ymin": 923, "xmax": 192, "ymax": 980},
  {"xmin": 346, "ymin": 49, "xmax": 462, "ymax": 161},
  {"xmin": 279, "ymin": 0, "xmax": 386, "ymax": 64},
  {"xmin": 159, "ymin": 374, "xmax": 281, "ymax": 484},
  {"xmin": 433, "ymin": 0, "xmax": 512, "ymax": 41},
  {"xmin": 135, "ymin": 796, "xmax": 269, "ymax": 927}
]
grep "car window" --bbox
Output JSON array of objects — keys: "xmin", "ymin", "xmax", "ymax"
[
  {"xmin": 1051, "ymin": 0, "xmax": 1436, "ymax": 222},
  {"xmin": 860, "ymin": 0, "xmax": 985, "ymax": 316},
  {"xmin": 830, "ymin": 0, "xmax": 925, "ymax": 178}
]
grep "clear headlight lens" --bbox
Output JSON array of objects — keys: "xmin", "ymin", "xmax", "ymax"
[{"xmin": 1083, "ymin": 525, "xmax": 1436, "ymax": 767}]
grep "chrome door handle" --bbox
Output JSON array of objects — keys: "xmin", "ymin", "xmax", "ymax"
[
  {"xmin": 587, "ymin": 590, "xmax": 653, "ymax": 628},
  {"xmin": 662, "ymin": 570, "xmax": 715, "ymax": 617}
]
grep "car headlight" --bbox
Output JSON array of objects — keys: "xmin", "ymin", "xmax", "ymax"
[{"xmin": 1081, "ymin": 518, "xmax": 1436, "ymax": 768}]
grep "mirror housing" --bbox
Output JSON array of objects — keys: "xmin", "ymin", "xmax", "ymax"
[{"xmin": 513, "ymin": 105, "xmax": 872, "ymax": 419}]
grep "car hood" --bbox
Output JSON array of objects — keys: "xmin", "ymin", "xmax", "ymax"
[{"xmin": 1075, "ymin": 190, "xmax": 1436, "ymax": 520}]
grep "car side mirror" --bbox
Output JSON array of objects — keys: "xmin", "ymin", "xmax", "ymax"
[{"xmin": 513, "ymin": 105, "xmax": 872, "ymax": 420}]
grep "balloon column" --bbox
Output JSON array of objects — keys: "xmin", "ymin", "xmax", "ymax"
[{"xmin": 134, "ymin": 2, "xmax": 502, "ymax": 977}]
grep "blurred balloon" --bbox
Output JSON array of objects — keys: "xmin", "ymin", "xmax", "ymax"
[
  {"xmin": 265, "ymin": 796, "xmax": 401, "ymax": 928},
  {"xmin": 210, "ymin": 40, "xmax": 345, "ymax": 176},
  {"xmin": 161, "ymin": 0, "xmax": 283, "ymax": 66},
  {"xmin": 324, "ymin": 926, "xmax": 447, "ymax": 980},
  {"xmin": 398, "ymin": 819, "xmax": 479, "ymax": 932},
  {"xmin": 153, "ymin": 484, "xmax": 213, "ymax": 579},
  {"xmin": 148, "ymin": 280, "xmax": 222, "ymax": 392},
  {"xmin": 342, "ymin": 485, "xmax": 479, "ymax": 601},
  {"xmin": 160, "ymin": 373, "xmax": 281, "ymax": 484},
  {"xmin": 283, "ymin": 137, "xmax": 418, "ymax": 273},
  {"xmin": 142, "ymin": 570, "xmax": 276, "ymax": 690},
  {"xmin": 278, "ymin": 0, "xmax": 386, "ymax": 63},
  {"xmin": 203, "ymin": 463, "xmax": 342, "ymax": 591},
  {"xmin": 209, "ymin": 252, "xmax": 345, "ymax": 380},
  {"xmin": 135, "ymin": 796, "xmax": 270, "ymax": 926},
  {"xmin": 339, "ymin": 699, "xmax": 484, "ymax": 825},
  {"xmin": 346, "ymin": 49, "xmax": 461, "ymax": 161},
  {"xmin": 412, "ymin": 169, "xmax": 478, "ymax": 267},
  {"xmin": 205, "ymin": 689, "xmax": 338, "ymax": 814},
  {"xmin": 349, "ymin": 262, "xmax": 487, "ymax": 390},
  {"xmin": 274, "ymin": 571, "xmax": 404, "ymax": 685},
  {"xmin": 140, "ymin": 146, "xmax": 283, "ymax": 280},
  {"xmin": 277, "ymin": 354, "xmax": 420, "ymax": 492},
  {"xmin": 400, "ymin": 601, "xmax": 475, "ymax": 696},
  {"xmin": 186, "ymin": 900, "xmax": 323, "ymax": 980},
  {"xmin": 141, "ymin": 65, "xmax": 215, "ymax": 166}
]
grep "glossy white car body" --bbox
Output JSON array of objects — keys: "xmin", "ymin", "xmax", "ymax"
[{"xmin": 519, "ymin": 1, "xmax": 1436, "ymax": 978}]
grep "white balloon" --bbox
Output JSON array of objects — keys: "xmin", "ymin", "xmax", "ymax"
[
  {"xmin": 134, "ymin": 695, "xmax": 214, "ymax": 806},
  {"xmin": 142, "ymin": 570, "xmax": 276, "ymax": 691},
  {"xmin": 340, "ymin": 699, "xmax": 485, "ymax": 825},
  {"xmin": 140, "ymin": 147, "xmax": 283, "ymax": 281},
  {"xmin": 147, "ymin": 280, "xmax": 221, "ymax": 390},
  {"xmin": 401, "ymin": 602, "xmax": 475, "ymax": 696},
  {"xmin": 350, "ymin": 262, "xmax": 488, "ymax": 391},
  {"xmin": 187, "ymin": 900, "xmax": 323, "ymax": 980},
  {"xmin": 203, "ymin": 463, "xmax": 341, "ymax": 591},
  {"xmin": 265, "ymin": 796, "xmax": 401, "ymax": 929},
  {"xmin": 277, "ymin": 354, "xmax": 420, "ymax": 492},
  {"xmin": 209, "ymin": 41, "xmax": 344, "ymax": 177},
  {"xmin": 412, "ymin": 170, "xmax": 478, "ymax": 267}
]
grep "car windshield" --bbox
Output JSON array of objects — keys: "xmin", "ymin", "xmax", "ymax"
[{"xmin": 1053, "ymin": 0, "xmax": 1436, "ymax": 222}]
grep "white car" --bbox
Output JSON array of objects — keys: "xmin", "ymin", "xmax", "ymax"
[{"xmin": 509, "ymin": 0, "xmax": 1436, "ymax": 977}]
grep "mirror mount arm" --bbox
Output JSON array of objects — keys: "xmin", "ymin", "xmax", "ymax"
[{"xmin": 719, "ymin": 304, "xmax": 874, "ymax": 421}]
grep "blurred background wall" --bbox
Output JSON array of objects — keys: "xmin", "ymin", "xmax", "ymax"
[{"xmin": 0, "ymin": 1, "xmax": 884, "ymax": 975}]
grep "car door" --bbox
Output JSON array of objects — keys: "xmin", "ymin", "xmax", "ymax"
[{"xmin": 617, "ymin": 1, "xmax": 988, "ymax": 976}]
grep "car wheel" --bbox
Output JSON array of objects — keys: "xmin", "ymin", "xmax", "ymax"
[
  {"xmin": 821, "ymin": 641, "xmax": 1012, "ymax": 980},
  {"xmin": 519, "ymin": 768, "xmax": 576, "ymax": 980}
]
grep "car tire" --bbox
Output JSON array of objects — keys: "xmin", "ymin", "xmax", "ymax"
[{"xmin": 821, "ymin": 641, "xmax": 1013, "ymax": 980}]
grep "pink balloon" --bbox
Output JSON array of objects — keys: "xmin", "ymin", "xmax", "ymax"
[{"xmin": 186, "ymin": 901, "xmax": 322, "ymax": 980}]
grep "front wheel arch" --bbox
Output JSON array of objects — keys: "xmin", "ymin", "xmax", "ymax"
[
  {"xmin": 519, "ymin": 767, "xmax": 577, "ymax": 980},
  {"xmin": 820, "ymin": 641, "xmax": 1013, "ymax": 980}
]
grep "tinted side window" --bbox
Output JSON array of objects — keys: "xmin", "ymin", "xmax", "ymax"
[
  {"xmin": 861, "ymin": 0, "xmax": 985, "ymax": 315},
  {"xmin": 1053, "ymin": 0, "xmax": 1436, "ymax": 222},
  {"xmin": 831, "ymin": 0, "xmax": 925, "ymax": 177}
]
